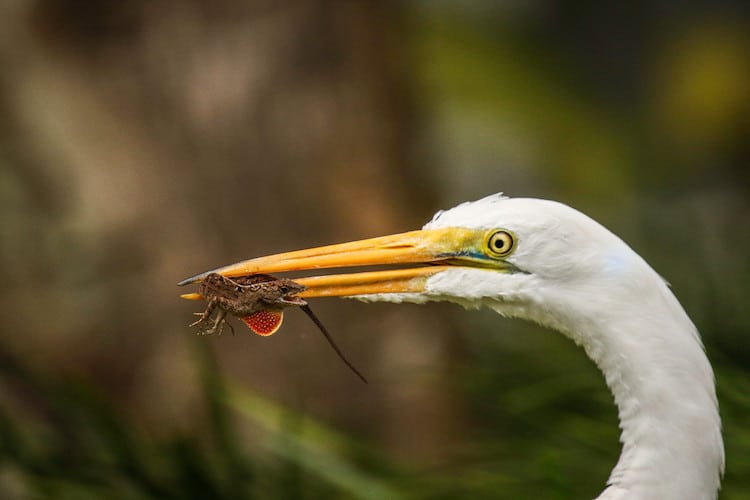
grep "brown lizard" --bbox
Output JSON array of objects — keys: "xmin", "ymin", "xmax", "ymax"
[
  {"xmin": 190, "ymin": 273, "xmax": 306, "ymax": 336},
  {"xmin": 190, "ymin": 273, "xmax": 367, "ymax": 383}
]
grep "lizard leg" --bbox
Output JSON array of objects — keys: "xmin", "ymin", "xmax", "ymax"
[
  {"xmin": 205, "ymin": 309, "xmax": 227, "ymax": 336},
  {"xmin": 190, "ymin": 300, "xmax": 217, "ymax": 327}
]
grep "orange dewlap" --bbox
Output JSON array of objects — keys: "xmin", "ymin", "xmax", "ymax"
[{"xmin": 241, "ymin": 310, "xmax": 284, "ymax": 336}]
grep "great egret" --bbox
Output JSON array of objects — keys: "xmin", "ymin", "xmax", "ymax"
[{"xmin": 180, "ymin": 194, "xmax": 724, "ymax": 499}]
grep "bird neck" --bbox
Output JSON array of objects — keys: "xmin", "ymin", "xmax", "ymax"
[
  {"xmin": 519, "ymin": 277, "xmax": 724, "ymax": 500},
  {"xmin": 593, "ymin": 323, "xmax": 722, "ymax": 499}
]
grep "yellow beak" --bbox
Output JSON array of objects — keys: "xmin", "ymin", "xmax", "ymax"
[{"xmin": 179, "ymin": 227, "xmax": 488, "ymax": 299}]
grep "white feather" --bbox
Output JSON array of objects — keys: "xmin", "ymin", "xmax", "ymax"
[{"xmin": 359, "ymin": 194, "xmax": 723, "ymax": 499}]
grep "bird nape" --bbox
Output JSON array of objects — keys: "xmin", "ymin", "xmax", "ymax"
[{"xmin": 179, "ymin": 193, "xmax": 723, "ymax": 500}]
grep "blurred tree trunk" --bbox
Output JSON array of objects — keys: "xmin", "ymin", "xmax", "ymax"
[{"xmin": 1, "ymin": 0, "xmax": 464, "ymax": 464}]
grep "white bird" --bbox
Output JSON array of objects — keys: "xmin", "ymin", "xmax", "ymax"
[{"xmin": 181, "ymin": 193, "xmax": 724, "ymax": 499}]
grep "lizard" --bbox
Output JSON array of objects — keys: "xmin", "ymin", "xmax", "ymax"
[
  {"xmin": 189, "ymin": 273, "xmax": 367, "ymax": 383},
  {"xmin": 190, "ymin": 273, "xmax": 306, "ymax": 336}
]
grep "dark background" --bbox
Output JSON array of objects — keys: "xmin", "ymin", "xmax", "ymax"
[{"xmin": 1, "ymin": 1, "xmax": 748, "ymax": 498}]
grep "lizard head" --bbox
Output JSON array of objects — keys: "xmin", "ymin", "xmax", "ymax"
[{"xmin": 267, "ymin": 279, "xmax": 307, "ymax": 306}]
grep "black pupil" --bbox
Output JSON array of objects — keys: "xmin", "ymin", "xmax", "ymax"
[{"xmin": 493, "ymin": 236, "xmax": 505, "ymax": 250}]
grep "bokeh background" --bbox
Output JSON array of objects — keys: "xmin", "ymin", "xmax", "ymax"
[{"xmin": 1, "ymin": 1, "xmax": 749, "ymax": 498}]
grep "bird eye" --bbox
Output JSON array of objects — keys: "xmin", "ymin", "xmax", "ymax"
[{"xmin": 485, "ymin": 230, "xmax": 515, "ymax": 257}]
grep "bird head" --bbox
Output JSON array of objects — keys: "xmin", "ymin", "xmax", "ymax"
[{"xmin": 179, "ymin": 194, "xmax": 641, "ymax": 330}]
